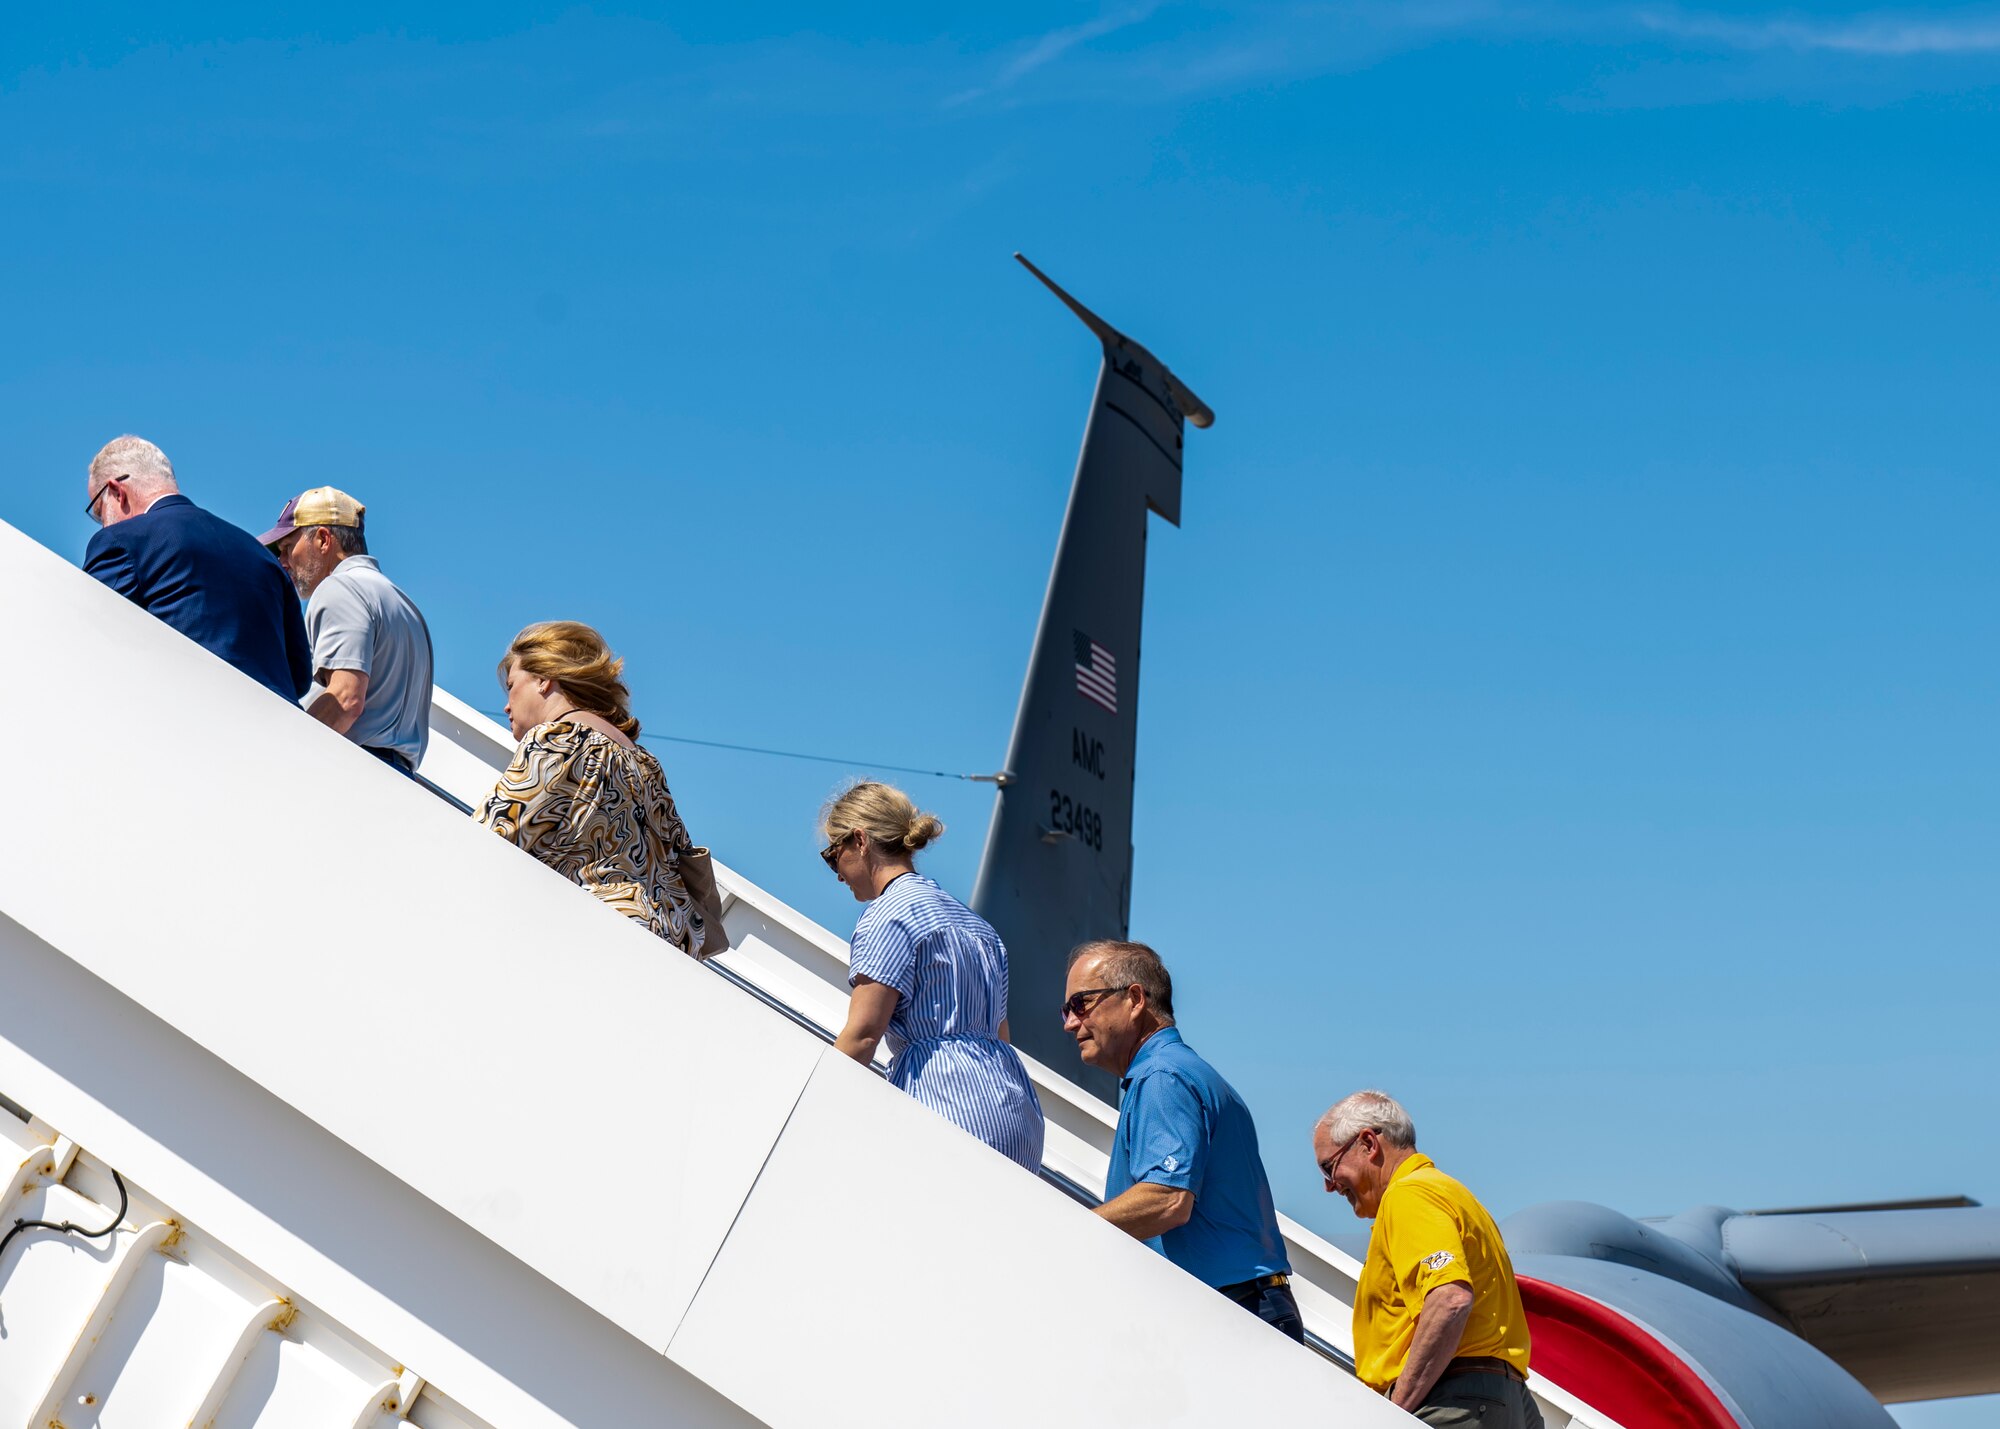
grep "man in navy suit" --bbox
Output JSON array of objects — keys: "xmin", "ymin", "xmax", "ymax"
[{"xmin": 83, "ymin": 436, "xmax": 312, "ymax": 701}]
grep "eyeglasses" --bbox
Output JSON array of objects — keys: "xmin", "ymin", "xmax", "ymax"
[
  {"xmin": 1059, "ymin": 985, "xmax": 1131, "ymax": 1021},
  {"xmin": 820, "ymin": 830, "xmax": 856, "ymax": 872},
  {"xmin": 1318, "ymin": 1132, "xmax": 1364, "ymax": 1183},
  {"xmin": 83, "ymin": 475, "xmax": 127, "ymax": 522}
]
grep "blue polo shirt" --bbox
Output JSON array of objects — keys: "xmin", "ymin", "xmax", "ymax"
[{"xmin": 1107, "ymin": 1026, "xmax": 1291, "ymax": 1288}]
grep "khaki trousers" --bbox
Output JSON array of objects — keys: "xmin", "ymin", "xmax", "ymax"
[{"xmin": 1414, "ymin": 1371, "xmax": 1546, "ymax": 1429}]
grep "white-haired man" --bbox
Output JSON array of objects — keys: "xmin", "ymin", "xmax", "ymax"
[
  {"xmin": 1316, "ymin": 1090, "xmax": 1541, "ymax": 1425},
  {"xmin": 260, "ymin": 487, "xmax": 433, "ymax": 776},
  {"xmin": 83, "ymin": 436, "xmax": 311, "ymax": 701}
]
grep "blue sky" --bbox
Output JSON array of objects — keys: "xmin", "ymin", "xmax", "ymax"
[{"xmin": 4, "ymin": 6, "xmax": 1995, "ymax": 1422}]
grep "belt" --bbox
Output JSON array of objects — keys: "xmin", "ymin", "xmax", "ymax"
[
  {"xmin": 366, "ymin": 747, "xmax": 415, "ymax": 774},
  {"xmin": 1217, "ymin": 1273, "xmax": 1290, "ymax": 1297},
  {"xmin": 1441, "ymin": 1356, "xmax": 1526, "ymax": 1384}
]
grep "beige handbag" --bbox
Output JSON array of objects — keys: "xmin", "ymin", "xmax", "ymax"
[{"xmin": 676, "ymin": 845, "xmax": 731, "ymax": 960}]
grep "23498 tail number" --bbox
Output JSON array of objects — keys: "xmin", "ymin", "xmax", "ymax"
[{"xmin": 1048, "ymin": 789, "xmax": 1104, "ymax": 851}]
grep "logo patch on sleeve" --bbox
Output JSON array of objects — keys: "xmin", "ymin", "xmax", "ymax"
[
  {"xmin": 1422, "ymin": 1250, "xmax": 1457, "ymax": 1271},
  {"xmin": 1162, "ymin": 1154, "xmax": 1180, "ymax": 1172}
]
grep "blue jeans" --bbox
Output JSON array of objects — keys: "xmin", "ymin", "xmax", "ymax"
[
  {"xmin": 1219, "ymin": 1277, "xmax": 1306, "ymax": 1343},
  {"xmin": 365, "ymin": 746, "xmax": 416, "ymax": 778}
]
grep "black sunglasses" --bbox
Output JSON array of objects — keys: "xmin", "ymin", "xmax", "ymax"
[
  {"xmin": 83, "ymin": 474, "xmax": 127, "ymax": 521},
  {"xmin": 1059, "ymin": 985, "xmax": 1132, "ymax": 1021},
  {"xmin": 820, "ymin": 830, "xmax": 856, "ymax": 872}
]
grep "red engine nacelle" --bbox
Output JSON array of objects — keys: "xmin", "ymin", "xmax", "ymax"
[{"xmin": 1518, "ymin": 1275, "xmax": 1738, "ymax": 1429}]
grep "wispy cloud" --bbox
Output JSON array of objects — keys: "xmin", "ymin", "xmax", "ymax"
[
  {"xmin": 998, "ymin": 4, "xmax": 1164, "ymax": 85},
  {"xmin": 946, "ymin": 4, "xmax": 1163, "ymax": 106},
  {"xmin": 1636, "ymin": 7, "xmax": 2000, "ymax": 55},
  {"xmin": 934, "ymin": 3, "xmax": 2000, "ymax": 116}
]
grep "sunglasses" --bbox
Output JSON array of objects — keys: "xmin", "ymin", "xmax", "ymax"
[
  {"xmin": 83, "ymin": 474, "xmax": 128, "ymax": 522},
  {"xmin": 1318, "ymin": 1131, "xmax": 1364, "ymax": 1183},
  {"xmin": 820, "ymin": 830, "xmax": 855, "ymax": 872},
  {"xmin": 1059, "ymin": 985, "xmax": 1132, "ymax": 1021}
]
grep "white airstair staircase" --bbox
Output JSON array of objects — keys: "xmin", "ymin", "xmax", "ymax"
[{"xmin": 0, "ymin": 517, "xmax": 1616, "ymax": 1429}]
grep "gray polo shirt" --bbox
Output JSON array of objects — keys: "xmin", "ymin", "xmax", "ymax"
[{"xmin": 301, "ymin": 555, "xmax": 433, "ymax": 767}]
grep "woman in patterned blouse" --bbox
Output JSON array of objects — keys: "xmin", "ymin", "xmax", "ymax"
[
  {"xmin": 478, "ymin": 621, "xmax": 713, "ymax": 957},
  {"xmin": 821, "ymin": 781, "xmax": 1045, "ymax": 1170}
]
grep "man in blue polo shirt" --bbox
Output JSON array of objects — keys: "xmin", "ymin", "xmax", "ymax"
[{"xmin": 1062, "ymin": 939, "xmax": 1302, "ymax": 1340}]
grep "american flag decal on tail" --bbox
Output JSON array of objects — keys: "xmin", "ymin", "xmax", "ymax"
[{"xmin": 1073, "ymin": 631, "xmax": 1117, "ymax": 714}]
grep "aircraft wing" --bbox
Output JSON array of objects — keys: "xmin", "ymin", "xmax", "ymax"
[{"xmin": 1726, "ymin": 1200, "xmax": 2000, "ymax": 1403}]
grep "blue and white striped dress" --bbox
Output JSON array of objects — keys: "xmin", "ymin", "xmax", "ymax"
[{"xmin": 848, "ymin": 873, "xmax": 1046, "ymax": 1171}]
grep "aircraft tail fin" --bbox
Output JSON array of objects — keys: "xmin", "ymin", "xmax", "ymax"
[
  {"xmin": 971, "ymin": 255, "xmax": 1212, "ymax": 1100},
  {"xmin": 1010, "ymin": 253, "xmax": 1209, "ymax": 529}
]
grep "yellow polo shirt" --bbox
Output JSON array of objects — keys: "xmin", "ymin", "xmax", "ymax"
[{"xmin": 1353, "ymin": 1153, "xmax": 1531, "ymax": 1392}]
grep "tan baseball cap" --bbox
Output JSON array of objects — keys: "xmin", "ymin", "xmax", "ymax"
[{"xmin": 258, "ymin": 486, "xmax": 366, "ymax": 546}]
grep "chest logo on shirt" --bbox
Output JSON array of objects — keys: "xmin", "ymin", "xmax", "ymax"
[
  {"xmin": 1162, "ymin": 1154, "xmax": 1180, "ymax": 1172},
  {"xmin": 1423, "ymin": 1250, "xmax": 1457, "ymax": 1271}
]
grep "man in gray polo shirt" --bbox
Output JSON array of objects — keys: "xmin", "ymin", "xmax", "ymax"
[{"xmin": 260, "ymin": 486, "xmax": 433, "ymax": 775}]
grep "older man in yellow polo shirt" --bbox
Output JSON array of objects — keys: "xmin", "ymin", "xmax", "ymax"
[{"xmin": 1315, "ymin": 1090, "xmax": 1541, "ymax": 1427}]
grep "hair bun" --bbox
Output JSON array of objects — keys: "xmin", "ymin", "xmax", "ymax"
[{"xmin": 818, "ymin": 781, "xmax": 944, "ymax": 862}]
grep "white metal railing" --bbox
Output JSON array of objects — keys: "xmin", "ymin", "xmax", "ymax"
[
  {"xmin": 1, "ymin": 515, "xmax": 1399, "ymax": 1429},
  {"xmin": 418, "ymin": 688, "xmax": 1614, "ymax": 1429}
]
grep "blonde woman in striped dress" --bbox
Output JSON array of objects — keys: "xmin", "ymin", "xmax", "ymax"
[{"xmin": 820, "ymin": 781, "xmax": 1045, "ymax": 1171}]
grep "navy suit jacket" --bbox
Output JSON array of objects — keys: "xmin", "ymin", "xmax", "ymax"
[{"xmin": 85, "ymin": 494, "xmax": 312, "ymax": 700}]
